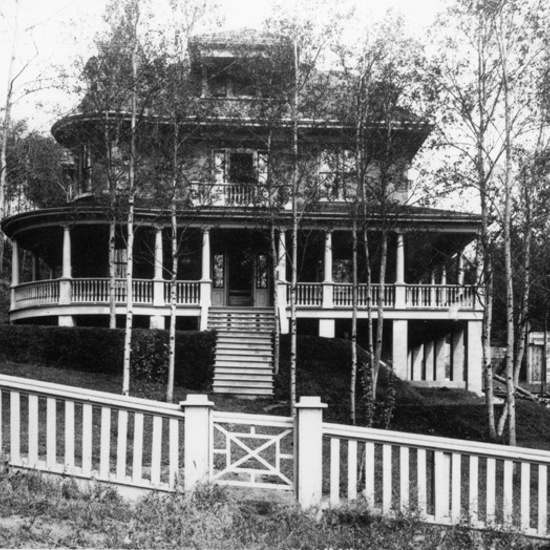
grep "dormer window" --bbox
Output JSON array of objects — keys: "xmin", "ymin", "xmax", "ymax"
[{"xmin": 214, "ymin": 150, "xmax": 268, "ymax": 184}]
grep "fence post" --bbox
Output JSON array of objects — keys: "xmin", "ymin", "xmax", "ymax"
[
  {"xmin": 295, "ymin": 396, "xmax": 327, "ymax": 508},
  {"xmin": 181, "ymin": 394, "xmax": 214, "ymax": 491}
]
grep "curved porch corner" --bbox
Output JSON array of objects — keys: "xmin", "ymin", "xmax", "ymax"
[{"xmin": 9, "ymin": 278, "xmax": 201, "ymax": 328}]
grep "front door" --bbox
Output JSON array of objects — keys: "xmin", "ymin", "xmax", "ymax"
[{"xmin": 228, "ymin": 249, "xmax": 254, "ymax": 306}]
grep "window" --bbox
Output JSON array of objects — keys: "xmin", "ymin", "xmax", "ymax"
[
  {"xmin": 256, "ymin": 254, "xmax": 268, "ymax": 289},
  {"xmin": 213, "ymin": 150, "xmax": 268, "ymax": 184},
  {"xmin": 210, "ymin": 74, "xmax": 228, "ymax": 97},
  {"xmin": 213, "ymin": 254, "xmax": 224, "ymax": 288},
  {"xmin": 319, "ymin": 149, "xmax": 355, "ymax": 200}
]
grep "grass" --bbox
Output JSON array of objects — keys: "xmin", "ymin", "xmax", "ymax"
[{"xmin": 0, "ymin": 469, "xmax": 539, "ymax": 549}]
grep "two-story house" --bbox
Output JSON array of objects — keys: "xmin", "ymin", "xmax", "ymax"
[{"xmin": 1, "ymin": 30, "xmax": 484, "ymax": 397}]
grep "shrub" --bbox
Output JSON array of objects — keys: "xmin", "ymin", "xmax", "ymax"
[{"xmin": 0, "ymin": 325, "xmax": 216, "ymax": 391}]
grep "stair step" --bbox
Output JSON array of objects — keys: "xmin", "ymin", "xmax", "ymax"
[
  {"xmin": 216, "ymin": 349, "xmax": 272, "ymax": 356},
  {"xmin": 218, "ymin": 359, "xmax": 271, "ymax": 369},
  {"xmin": 216, "ymin": 354, "xmax": 273, "ymax": 361},
  {"xmin": 214, "ymin": 372, "xmax": 273, "ymax": 384},
  {"xmin": 216, "ymin": 333, "xmax": 273, "ymax": 341},
  {"xmin": 208, "ymin": 323, "xmax": 275, "ymax": 330},
  {"xmin": 212, "ymin": 387, "xmax": 274, "ymax": 396},
  {"xmin": 215, "ymin": 366, "xmax": 273, "ymax": 375},
  {"xmin": 209, "ymin": 307, "xmax": 276, "ymax": 397},
  {"xmin": 213, "ymin": 380, "xmax": 274, "ymax": 389}
]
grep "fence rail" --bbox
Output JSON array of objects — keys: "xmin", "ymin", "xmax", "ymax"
[
  {"xmin": 0, "ymin": 374, "xmax": 184, "ymax": 492},
  {"xmin": 1, "ymin": 374, "xmax": 548, "ymax": 538},
  {"xmin": 323, "ymin": 422, "xmax": 550, "ymax": 538}
]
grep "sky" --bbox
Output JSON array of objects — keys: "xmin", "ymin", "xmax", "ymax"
[{"xmin": 0, "ymin": 0, "xmax": 443, "ymax": 135}]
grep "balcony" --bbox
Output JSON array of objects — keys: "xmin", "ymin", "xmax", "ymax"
[{"xmin": 189, "ymin": 183, "xmax": 286, "ymax": 208}]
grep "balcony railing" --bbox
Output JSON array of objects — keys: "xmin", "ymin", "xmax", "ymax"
[{"xmin": 190, "ymin": 183, "xmax": 278, "ymax": 207}]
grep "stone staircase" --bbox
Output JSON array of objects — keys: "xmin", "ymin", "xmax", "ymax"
[{"xmin": 208, "ymin": 307, "xmax": 275, "ymax": 397}]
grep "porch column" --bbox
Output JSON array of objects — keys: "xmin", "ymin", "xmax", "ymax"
[
  {"xmin": 394, "ymin": 232, "xmax": 406, "ymax": 308},
  {"xmin": 62, "ymin": 225, "xmax": 72, "ymax": 279},
  {"xmin": 199, "ymin": 228, "xmax": 212, "ymax": 330},
  {"xmin": 452, "ymin": 325, "xmax": 465, "ymax": 382},
  {"xmin": 322, "ymin": 230, "xmax": 333, "ymax": 308},
  {"xmin": 411, "ymin": 344, "xmax": 423, "ymax": 380},
  {"xmin": 424, "ymin": 340, "xmax": 435, "ymax": 381},
  {"xmin": 435, "ymin": 336, "xmax": 447, "ymax": 381},
  {"xmin": 10, "ymin": 239, "xmax": 20, "ymax": 310},
  {"xmin": 277, "ymin": 230, "xmax": 289, "ymax": 334},
  {"xmin": 152, "ymin": 226, "xmax": 165, "ymax": 309},
  {"xmin": 31, "ymin": 253, "xmax": 39, "ymax": 281},
  {"xmin": 59, "ymin": 225, "xmax": 73, "ymax": 312},
  {"xmin": 392, "ymin": 320, "xmax": 408, "ymax": 380},
  {"xmin": 277, "ymin": 229, "xmax": 287, "ymax": 281},
  {"xmin": 466, "ymin": 320, "xmax": 483, "ymax": 395},
  {"xmin": 457, "ymin": 254, "xmax": 465, "ymax": 286}
]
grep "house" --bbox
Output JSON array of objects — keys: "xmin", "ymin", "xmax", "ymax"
[{"xmin": 1, "ymin": 30, "xmax": 484, "ymax": 396}]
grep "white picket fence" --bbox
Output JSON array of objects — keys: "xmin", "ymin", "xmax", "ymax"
[{"xmin": 1, "ymin": 373, "xmax": 549, "ymax": 538}]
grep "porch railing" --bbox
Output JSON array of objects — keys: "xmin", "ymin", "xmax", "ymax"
[
  {"xmin": 333, "ymin": 283, "xmax": 395, "ymax": 308},
  {"xmin": 163, "ymin": 281, "xmax": 201, "ymax": 305},
  {"xmin": 288, "ymin": 283, "xmax": 323, "ymax": 306},
  {"xmin": 13, "ymin": 278, "xmax": 200, "ymax": 309},
  {"xmin": 71, "ymin": 278, "xmax": 153, "ymax": 303},
  {"xmin": 292, "ymin": 282, "xmax": 477, "ymax": 310},
  {"xmin": 406, "ymin": 284, "xmax": 476, "ymax": 309},
  {"xmin": 13, "ymin": 280, "xmax": 60, "ymax": 307}
]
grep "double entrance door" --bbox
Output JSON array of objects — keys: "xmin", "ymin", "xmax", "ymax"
[{"xmin": 211, "ymin": 247, "xmax": 271, "ymax": 307}]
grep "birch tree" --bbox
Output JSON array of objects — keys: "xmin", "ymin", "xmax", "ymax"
[
  {"xmin": 429, "ymin": 0, "xmax": 549, "ymax": 443},
  {"xmin": 332, "ymin": 13, "xmax": 432, "ymax": 423}
]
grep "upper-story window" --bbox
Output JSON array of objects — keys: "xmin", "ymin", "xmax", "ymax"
[
  {"xmin": 206, "ymin": 62, "xmax": 256, "ymax": 98},
  {"xmin": 319, "ymin": 149, "xmax": 356, "ymax": 201},
  {"xmin": 214, "ymin": 150, "xmax": 268, "ymax": 184}
]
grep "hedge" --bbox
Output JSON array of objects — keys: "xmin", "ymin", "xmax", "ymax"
[{"xmin": 0, "ymin": 325, "xmax": 216, "ymax": 391}]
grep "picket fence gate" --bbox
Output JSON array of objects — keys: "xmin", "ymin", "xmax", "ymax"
[{"xmin": 1, "ymin": 373, "xmax": 550, "ymax": 538}]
